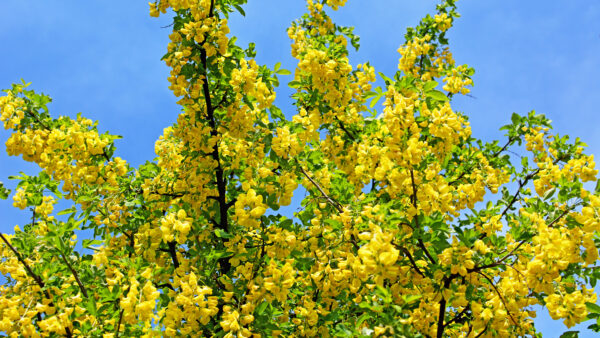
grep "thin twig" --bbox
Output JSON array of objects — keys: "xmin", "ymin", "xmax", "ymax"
[
  {"xmin": 167, "ymin": 241, "xmax": 180, "ymax": 269},
  {"xmin": 477, "ymin": 271, "xmax": 518, "ymax": 326},
  {"xmin": 25, "ymin": 109, "xmax": 50, "ymax": 130},
  {"xmin": 436, "ymin": 278, "xmax": 451, "ymax": 338},
  {"xmin": 0, "ymin": 233, "xmax": 46, "ymax": 290},
  {"xmin": 116, "ymin": 309, "xmax": 124, "ymax": 337},
  {"xmin": 0, "ymin": 232, "xmax": 73, "ymax": 337},
  {"xmin": 444, "ymin": 305, "xmax": 471, "ymax": 328},
  {"xmin": 295, "ymin": 159, "xmax": 359, "ymax": 250},
  {"xmin": 296, "ymin": 159, "xmax": 343, "ymax": 213},
  {"xmin": 410, "ymin": 169, "xmax": 436, "ymax": 264},
  {"xmin": 496, "ymin": 206, "xmax": 573, "ymax": 264},
  {"xmin": 58, "ymin": 251, "xmax": 88, "ymax": 298},
  {"xmin": 397, "ymin": 245, "xmax": 425, "ymax": 277}
]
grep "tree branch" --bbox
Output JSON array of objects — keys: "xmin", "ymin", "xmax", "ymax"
[
  {"xmin": 0, "ymin": 232, "xmax": 73, "ymax": 337},
  {"xmin": 477, "ymin": 271, "xmax": 518, "ymax": 326},
  {"xmin": 0, "ymin": 233, "xmax": 46, "ymax": 291},
  {"xmin": 58, "ymin": 250, "xmax": 88, "ymax": 298},
  {"xmin": 499, "ymin": 168, "xmax": 540, "ymax": 220},
  {"xmin": 398, "ymin": 245, "xmax": 425, "ymax": 277},
  {"xmin": 493, "ymin": 136, "xmax": 518, "ymax": 158},
  {"xmin": 436, "ymin": 278, "xmax": 451, "ymax": 338},
  {"xmin": 296, "ymin": 159, "xmax": 343, "ymax": 213},
  {"xmin": 334, "ymin": 116, "xmax": 357, "ymax": 141},
  {"xmin": 444, "ymin": 305, "xmax": 470, "ymax": 329},
  {"xmin": 496, "ymin": 206, "xmax": 573, "ymax": 265},
  {"xmin": 25, "ymin": 109, "xmax": 50, "ymax": 130},
  {"xmin": 410, "ymin": 169, "xmax": 436, "ymax": 264},
  {"xmin": 296, "ymin": 159, "xmax": 360, "ymax": 250},
  {"xmin": 167, "ymin": 241, "xmax": 180, "ymax": 269},
  {"xmin": 116, "ymin": 309, "xmax": 124, "ymax": 337}
]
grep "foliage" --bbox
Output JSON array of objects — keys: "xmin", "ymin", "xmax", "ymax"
[{"xmin": 1, "ymin": 0, "xmax": 600, "ymax": 337}]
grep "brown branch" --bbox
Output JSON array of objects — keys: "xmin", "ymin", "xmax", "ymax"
[
  {"xmin": 449, "ymin": 136, "xmax": 518, "ymax": 186},
  {"xmin": 547, "ymin": 207, "xmax": 572, "ymax": 228},
  {"xmin": 496, "ymin": 156, "xmax": 566, "ymax": 227},
  {"xmin": 200, "ymin": 37, "xmax": 231, "ymax": 234},
  {"xmin": 196, "ymin": 1, "xmax": 233, "ymax": 277},
  {"xmin": 470, "ymin": 261, "xmax": 504, "ymax": 273},
  {"xmin": 0, "ymin": 233, "xmax": 46, "ymax": 291},
  {"xmin": 477, "ymin": 271, "xmax": 518, "ymax": 326},
  {"xmin": 396, "ymin": 244, "xmax": 425, "ymax": 277},
  {"xmin": 154, "ymin": 282, "xmax": 176, "ymax": 291},
  {"xmin": 448, "ymin": 170, "xmax": 468, "ymax": 186},
  {"xmin": 157, "ymin": 192, "xmax": 186, "ymax": 198},
  {"xmin": 209, "ymin": 218, "xmax": 220, "ymax": 229},
  {"xmin": 0, "ymin": 233, "xmax": 73, "ymax": 337},
  {"xmin": 216, "ymin": 92, "xmax": 229, "ymax": 108},
  {"xmin": 436, "ymin": 278, "xmax": 451, "ymax": 338},
  {"xmin": 496, "ymin": 206, "xmax": 573, "ymax": 265},
  {"xmin": 115, "ymin": 228, "xmax": 137, "ymax": 337},
  {"xmin": 115, "ymin": 308, "xmax": 124, "ymax": 337},
  {"xmin": 410, "ymin": 169, "xmax": 436, "ymax": 264},
  {"xmin": 334, "ymin": 116, "xmax": 356, "ymax": 141},
  {"xmin": 245, "ymin": 242, "xmax": 274, "ymax": 249},
  {"xmin": 444, "ymin": 305, "xmax": 470, "ymax": 329},
  {"xmin": 226, "ymin": 198, "xmax": 237, "ymax": 209},
  {"xmin": 25, "ymin": 109, "xmax": 50, "ymax": 130},
  {"xmin": 492, "ymin": 136, "xmax": 518, "ymax": 158},
  {"xmin": 296, "ymin": 159, "xmax": 343, "ymax": 213},
  {"xmin": 167, "ymin": 241, "xmax": 180, "ymax": 269},
  {"xmin": 474, "ymin": 326, "xmax": 489, "ymax": 338},
  {"xmin": 58, "ymin": 251, "xmax": 88, "ymax": 298},
  {"xmin": 474, "ymin": 167, "xmax": 542, "ymax": 242},
  {"xmin": 31, "ymin": 208, "xmax": 37, "ymax": 227},
  {"xmin": 251, "ymin": 235, "xmax": 267, "ymax": 280},
  {"xmin": 295, "ymin": 159, "xmax": 359, "ymax": 250},
  {"xmin": 499, "ymin": 168, "xmax": 540, "ymax": 219}
]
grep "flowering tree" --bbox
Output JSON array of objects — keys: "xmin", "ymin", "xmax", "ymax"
[{"xmin": 1, "ymin": 0, "xmax": 600, "ymax": 337}]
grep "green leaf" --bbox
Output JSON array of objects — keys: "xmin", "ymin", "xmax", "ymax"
[
  {"xmin": 86, "ymin": 296, "xmax": 98, "ymax": 317},
  {"xmin": 369, "ymin": 92, "xmax": 383, "ymax": 108},
  {"xmin": 212, "ymin": 250, "xmax": 234, "ymax": 259},
  {"xmin": 586, "ymin": 302, "xmax": 600, "ymax": 314},
  {"xmin": 559, "ymin": 331, "xmax": 579, "ymax": 338},
  {"xmin": 269, "ymin": 106, "xmax": 285, "ymax": 121},
  {"xmin": 288, "ymin": 80, "xmax": 302, "ymax": 88},
  {"xmin": 57, "ymin": 207, "xmax": 77, "ymax": 216},
  {"xmin": 511, "ymin": 112, "xmax": 521, "ymax": 124},
  {"xmin": 323, "ymin": 219, "xmax": 342, "ymax": 230},
  {"xmin": 402, "ymin": 294, "xmax": 422, "ymax": 304},
  {"xmin": 276, "ymin": 68, "xmax": 291, "ymax": 75},
  {"xmin": 256, "ymin": 301, "xmax": 268, "ymax": 315},
  {"xmin": 0, "ymin": 182, "xmax": 10, "ymax": 200},
  {"xmin": 356, "ymin": 313, "xmax": 371, "ymax": 329},
  {"xmin": 423, "ymin": 80, "xmax": 438, "ymax": 92},
  {"xmin": 378, "ymin": 72, "xmax": 394, "ymax": 85},
  {"xmin": 542, "ymin": 187, "xmax": 556, "ymax": 200},
  {"xmin": 215, "ymin": 229, "xmax": 233, "ymax": 239},
  {"xmin": 279, "ymin": 218, "xmax": 294, "ymax": 229},
  {"xmin": 82, "ymin": 239, "xmax": 103, "ymax": 249},
  {"xmin": 233, "ymin": 4, "xmax": 245, "ymax": 16},
  {"xmin": 426, "ymin": 90, "xmax": 449, "ymax": 102}
]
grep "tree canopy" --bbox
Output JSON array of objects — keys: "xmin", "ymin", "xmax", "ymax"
[{"xmin": 1, "ymin": 0, "xmax": 600, "ymax": 337}]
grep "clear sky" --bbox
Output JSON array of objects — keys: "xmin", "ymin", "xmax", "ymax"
[{"xmin": 1, "ymin": 0, "xmax": 599, "ymax": 336}]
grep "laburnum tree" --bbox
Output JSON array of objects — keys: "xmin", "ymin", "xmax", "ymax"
[{"xmin": 2, "ymin": 0, "xmax": 600, "ymax": 337}]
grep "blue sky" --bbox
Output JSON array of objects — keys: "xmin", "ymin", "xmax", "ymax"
[{"xmin": 1, "ymin": 0, "xmax": 599, "ymax": 335}]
